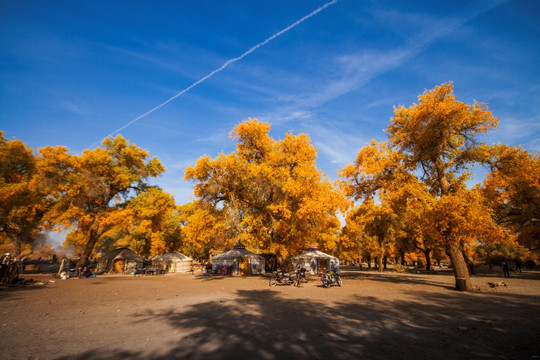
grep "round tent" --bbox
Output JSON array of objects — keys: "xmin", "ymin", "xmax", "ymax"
[
  {"xmin": 152, "ymin": 252, "xmax": 193, "ymax": 273},
  {"xmin": 211, "ymin": 242, "xmax": 265, "ymax": 275},
  {"xmin": 95, "ymin": 247, "xmax": 144, "ymax": 274},
  {"xmin": 292, "ymin": 246, "xmax": 340, "ymax": 275}
]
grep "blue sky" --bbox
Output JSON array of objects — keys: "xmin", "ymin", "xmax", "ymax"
[{"xmin": 1, "ymin": 0, "xmax": 539, "ymax": 207}]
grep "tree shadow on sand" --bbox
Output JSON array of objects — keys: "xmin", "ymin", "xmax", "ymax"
[
  {"xmin": 55, "ymin": 287, "xmax": 540, "ymax": 360},
  {"xmin": 341, "ymin": 271, "xmax": 456, "ymax": 290},
  {"xmin": 193, "ymin": 274, "xmax": 268, "ymax": 282}
]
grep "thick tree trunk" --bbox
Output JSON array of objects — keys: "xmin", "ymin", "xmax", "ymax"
[
  {"xmin": 446, "ymin": 243, "xmax": 472, "ymax": 291},
  {"xmin": 6, "ymin": 232, "xmax": 22, "ymax": 259},
  {"xmin": 423, "ymin": 248, "xmax": 432, "ymax": 271},
  {"xmin": 487, "ymin": 253, "xmax": 493, "ymax": 271},
  {"xmin": 377, "ymin": 251, "xmax": 384, "ymax": 273},
  {"xmin": 76, "ymin": 229, "xmax": 99, "ymax": 268},
  {"xmin": 462, "ymin": 250, "xmax": 476, "ymax": 275}
]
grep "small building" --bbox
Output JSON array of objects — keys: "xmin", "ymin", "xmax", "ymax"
[
  {"xmin": 152, "ymin": 252, "xmax": 193, "ymax": 273},
  {"xmin": 211, "ymin": 242, "xmax": 265, "ymax": 275},
  {"xmin": 95, "ymin": 247, "xmax": 143, "ymax": 274},
  {"xmin": 292, "ymin": 245, "xmax": 340, "ymax": 275}
]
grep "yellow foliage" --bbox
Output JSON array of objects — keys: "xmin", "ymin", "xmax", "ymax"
[
  {"xmin": 184, "ymin": 119, "xmax": 347, "ymax": 258},
  {"xmin": 38, "ymin": 135, "xmax": 165, "ymax": 263}
]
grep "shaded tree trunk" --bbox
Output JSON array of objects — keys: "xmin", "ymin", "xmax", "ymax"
[
  {"xmin": 462, "ymin": 250, "xmax": 476, "ymax": 275},
  {"xmin": 6, "ymin": 233, "xmax": 22, "ymax": 259},
  {"xmin": 422, "ymin": 248, "xmax": 432, "ymax": 271},
  {"xmin": 446, "ymin": 242, "xmax": 472, "ymax": 291},
  {"xmin": 76, "ymin": 228, "xmax": 100, "ymax": 268}
]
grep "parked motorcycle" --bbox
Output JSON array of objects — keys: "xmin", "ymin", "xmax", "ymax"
[
  {"xmin": 320, "ymin": 270, "xmax": 343, "ymax": 288},
  {"xmin": 269, "ymin": 270, "xmax": 296, "ymax": 286}
]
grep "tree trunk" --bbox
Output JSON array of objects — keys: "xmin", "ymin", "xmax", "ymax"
[
  {"xmin": 378, "ymin": 251, "xmax": 384, "ymax": 273},
  {"xmin": 462, "ymin": 250, "xmax": 476, "ymax": 275},
  {"xmin": 6, "ymin": 232, "xmax": 22, "ymax": 259},
  {"xmin": 58, "ymin": 258, "xmax": 67, "ymax": 275},
  {"xmin": 423, "ymin": 248, "xmax": 432, "ymax": 271},
  {"xmin": 446, "ymin": 243, "xmax": 472, "ymax": 291},
  {"xmin": 76, "ymin": 229, "xmax": 99, "ymax": 268}
]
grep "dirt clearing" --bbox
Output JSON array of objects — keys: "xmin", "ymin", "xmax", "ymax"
[{"xmin": 1, "ymin": 270, "xmax": 539, "ymax": 360}]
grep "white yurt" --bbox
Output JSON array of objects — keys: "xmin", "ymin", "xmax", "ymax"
[
  {"xmin": 211, "ymin": 242, "xmax": 265, "ymax": 275},
  {"xmin": 292, "ymin": 245, "xmax": 340, "ymax": 275},
  {"xmin": 152, "ymin": 252, "xmax": 193, "ymax": 273}
]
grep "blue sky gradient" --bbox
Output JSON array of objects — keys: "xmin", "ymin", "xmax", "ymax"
[{"xmin": 1, "ymin": 0, "xmax": 539, "ymax": 206}]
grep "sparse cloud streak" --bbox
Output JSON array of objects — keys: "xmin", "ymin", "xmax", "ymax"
[{"xmin": 87, "ymin": 0, "xmax": 339, "ymax": 150}]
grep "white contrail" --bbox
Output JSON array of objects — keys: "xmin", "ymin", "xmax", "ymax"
[{"xmin": 89, "ymin": 0, "xmax": 338, "ymax": 149}]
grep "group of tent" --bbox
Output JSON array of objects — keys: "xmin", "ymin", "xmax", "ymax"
[
  {"xmin": 94, "ymin": 248, "xmax": 193, "ymax": 274},
  {"xmin": 94, "ymin": 243, "xmax": 339, "ymax": 276}
]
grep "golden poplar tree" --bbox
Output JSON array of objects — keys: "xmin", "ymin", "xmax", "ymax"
[
  {"xmin": 185, "ymin": 119, "xmax": 346, "ymax": 259},
  {"xmin": 0, "ymin": 132, "xmax": 46, "ymax": 257},
  {"xmin": 341, "ymin": 83, "xmax": 506, "ymax": 290},
  {"xmin": 40, "ymin": 135, "xmax": 164, "ymax": 266},
  {"xmin": 481, "ymin": 144, "xmax": 540, "ymax": 253}
]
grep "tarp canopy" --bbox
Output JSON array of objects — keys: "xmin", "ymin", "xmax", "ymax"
[
  {"xmin": 292, "ymin": 246, "xmax": 340, "ymax": 275},
  {"xmin": 95, "ymin": 247, "xmax": 143, "ymax": 274},
  {"xmin": 152, "ymin": 252, "xmax": 193, "ymax": 273},
  {"xmin": 211, "ymin": 242, "xmax": 265, "ymax": 275}
]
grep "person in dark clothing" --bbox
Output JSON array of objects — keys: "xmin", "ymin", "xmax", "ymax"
[
  {"xmin": 82, "ymin": 266, "xmax": 93, "ymax": 278},
  {"xmin": 515, "ymin": 260, "xmax": 523, "ymax": 273},
  {"xmin": 501, "ymin": 261, "xmax": 510, "ymax": 278}
]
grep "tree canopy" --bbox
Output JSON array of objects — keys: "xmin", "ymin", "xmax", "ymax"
[
  {"xmin": 340, "ymin": 83, "xmax": 511, "ymax": 290},
  {"xmin": 40, "ymin": 135, "xmax": 165, "ymax": 266},
  {"xmin": 1, "ymin": 82, "xmax": 537, "ymax": 282},
  {"xmin": 0, "ymin": 131, "xmax": 46, "ymax": 257},
  {"xmin": 481, "ymin": 144, "xmax": 540, "ymax": 252},
  {"xmin": 184, "ymin": 119, "xmax": 346, "ymax": 258}
]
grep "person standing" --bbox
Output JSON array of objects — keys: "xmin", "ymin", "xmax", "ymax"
[
  {"xmin": 515, "ymin": 259, "xmax": 523, "ymax": 273},
  {"xmin": 501, "ymin": 261, "xmax": 510, "ymax": 278}
]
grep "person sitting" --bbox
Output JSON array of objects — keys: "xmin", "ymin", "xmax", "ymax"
[
  {"xmin": 82, "ymin": 266, "xmax": 93, "ymax": 278},
  {"xmin": 276, "ymin": 268, "xmax": 284, "ymax": 281}
]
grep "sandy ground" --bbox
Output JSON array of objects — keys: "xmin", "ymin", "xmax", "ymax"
[{"xmin": 1, "ymin": 269, "xmax": 539, "ymax": 360}]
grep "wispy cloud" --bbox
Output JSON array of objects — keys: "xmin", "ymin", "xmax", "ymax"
[
  {"xmin": 263, "ymin": 1, "xmax": 509, "ymax": 124},
  {"xmin": 490, "ymin": 114, "xmax": 540, "ymax": 151},
  {"xmin": 59, "ymin": 100, "xmax": 86, "ymax": 115},
  {"xmin": 87, "ymin": 0, "xmax": 339, "ymax": 150},
  {"xmin": 306, "ymin": 122, "xmax": 368, "ymax": 176}
]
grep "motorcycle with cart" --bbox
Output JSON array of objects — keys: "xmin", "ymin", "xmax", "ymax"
[{"xmin": 269, "ymin": 269, "xmax": 300, "ymax": 286}]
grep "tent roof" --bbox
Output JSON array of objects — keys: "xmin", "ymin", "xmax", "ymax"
[
  {"xmin": 213, "ymin": 247, "xmax": 264, "ymax": 260},
  {"xmin": 293, "ymin": 248, "xmax": 337, "ymax": 260},
  {"xmin": 100, "ymin": 247, "xmax": 143, "ymax": 262},
  {"xmin": 154, "ymin": 252, "xmax": 192, "ymax": 261}
]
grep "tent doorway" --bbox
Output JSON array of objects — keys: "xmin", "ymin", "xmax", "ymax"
[
  {"xmin": 114, "ymin": 260, "xmax": 125, "ymax": 273},
  {"xmin": 319, "ymin": 258, "xmax": 329, "ymax": 273},
  {"xmin": 239, "ymin": 257, "xmax": 250, "ymax": 275}
]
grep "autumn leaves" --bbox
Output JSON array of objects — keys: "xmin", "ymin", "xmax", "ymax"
[
  {"xmin": 184, "ymin": 119, "xmax": 346, "ymax": 259},
  {"xmin": 339, "ymin": 82, "xmax": 536, "ymax": 290},
  {"xmin": 1, "ymin": 82, "xmax": 538, "ymax": 291}
]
